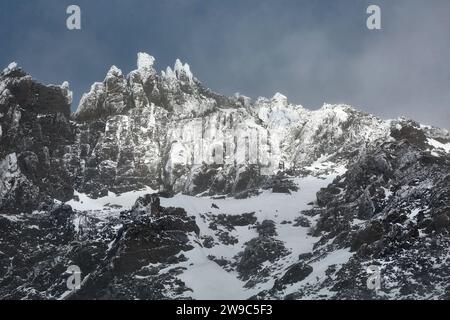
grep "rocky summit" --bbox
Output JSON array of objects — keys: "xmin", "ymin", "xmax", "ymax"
[{"xmin": 0, "ymin": 54, "xmax": 449, "ymax": 300}]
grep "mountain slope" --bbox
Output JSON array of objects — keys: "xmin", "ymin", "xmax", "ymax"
[{"xmin": 0, "ymin": 54, "xmax": 449, "ymax": 300}]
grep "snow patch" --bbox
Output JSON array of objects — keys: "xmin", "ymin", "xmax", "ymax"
[
  {"xmin": 137, "ymin": 52, "xmax": 155, "ymax": 70},
  {"xmin": 2, "ymin": 62, "xmax": 18, "ymax": 74},
  {"xmin": 427, "ymin": 138, "xmax": 450, "ymax": 153}
]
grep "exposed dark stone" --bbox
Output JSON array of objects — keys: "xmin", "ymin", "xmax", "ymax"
[
  {"xmin": 256, "ymin": 220, "xmax": 277, "ymax": 237},
  {"xmin": 202, "ymin": 235, "xmax": 215, "ymax": 248},
  {"xmin": 351, "ymin": 221, "xmax": 384, "ymax": 252},
  {"xmin": 293, "ymin": 216, "xmax": 311, "ymax": 228},
  {"xmin": 298, "ymin": 252, "xmax": 313, "ymax": 261},
  {"xmin": 236, "ymin": 236, "xmax": 289, "ymax": 281},
  {"xmin": 317, "ymin": 186, "xmax": 341, "ymax": 206},
  {"xmin": 391, "ymin": 122, "xmax": 427, "ymax": 148},
  {"xmin": 433, "ymin": 214, "xmax": 449, "ymax": 232},
  {"xmin": 0, "ymin": 70, "xmax": 74, "ymax": 214},
  {"xmin": 274, "ymin": 262, "xmax": 313, "ymax": 289}
]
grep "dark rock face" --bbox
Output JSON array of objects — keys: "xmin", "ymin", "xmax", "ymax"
[
  {"xmin": 235, "ymin": 220, "xmax": 289, "ymax": 286},
  {"xmin": 314, "ymin": 138, "xmax": 450, "ymax": 246},
  {"xmin": 276, "ymin": 262, "xmax": 313, "ymax": 287},
  {"xmin": 0, "ymin": 194, "xmax": 200, "ymax": 300},
  {"xmin": 113, "ymin": 211, "xmax": 197, "ymax": 272},
  {"xmin": 298, "ymin": 138, "xmax": 450, "ymax": 299},
  {"xmin": 71, "ymin": 195, "xmax": 199, "ymax": 299},
  {"xmin": 264, "ymin": 172, "xmax": 299, "ymax": 194},
  {"xmin": 0, "ymin": 68, "xmax": 75, "ymax": 214},
  {"xmin": 236, "ymin": 236, "xmax": 288, "ymax": 281},
  {"xmin": 0, "ymin": 204, "xmax": 78, "ymax": 299},
  {"xmin": 4, "ymin": 70, "xmax": 71, "ymax": 117},
  {"xmin": 209, "ymin": 212, "xmax": 257, "ymax": 230},
  {"xmin": 390, "ymin": 120, "xmax": 427, "ymax": 148},
  {"xmin": 350, "ymin": 220, "xmax": 384, "ymax": 251}
]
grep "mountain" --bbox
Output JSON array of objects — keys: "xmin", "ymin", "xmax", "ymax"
[{"xmin": 0, "ymin": 54, "xmax": 449, "ymax": 299}]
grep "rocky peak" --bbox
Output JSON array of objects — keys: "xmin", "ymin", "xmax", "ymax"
[
  {"xmin": 106, "ymin": 65, "xmax": 123, "ymax": 78},
  {"xmin": 75, "ymin": 53, "xmax": 213, "ymax": 121},
  {"xmin": 74, "ymin": 65, "xmax": 129, "ymax": 121},
  {"xmin": 2, "ymin": 62, "xmax": 19, "ymax": 76},
  {"xmin": 0, "ymin": 66, "xmax": 75, "ymax": 214},
  {"xmin": 161, "ymin": 58, "xmax": 194, "ymax": 84},
  {"xmin": 271, "ymin": 92, "xmax": 288, "ymax": 107},
  {"xmin": 174, "ymin": 58, "xmax": 194, "ymax": 83},
  {"xmin": 136, "ymin": 52, "xmax": 156, "ymax": 81},
  {"xmin": 137, "ymin": 52, "xmax": 155, "ymax": 71},
  {"xmin": 0, "ymin": 64, "xmax": 72, "ymax": 117}
]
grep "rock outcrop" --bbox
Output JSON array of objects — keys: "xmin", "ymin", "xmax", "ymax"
[{"xmin": 0, "ymin": 64, "xmax": 75, "ymax": 214}]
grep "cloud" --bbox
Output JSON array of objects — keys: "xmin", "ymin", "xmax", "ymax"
[{"xmin": 347, "ymin": 0, "xmax": 450, "ymax": 128}]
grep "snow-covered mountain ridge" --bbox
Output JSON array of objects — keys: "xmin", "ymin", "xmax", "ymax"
[
  {"xmin": 70, "ymin": 53, "xmax": 396, "ymax": 198},
  {"xmin": 0, "ymin": 54, "xmax": 450, "ymax": 300}
]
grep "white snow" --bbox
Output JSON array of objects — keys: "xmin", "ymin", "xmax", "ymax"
[
  {"xmin": 106, "ymin": 65, "xmax": 123, "ymax": 78},
  {"xmin": 67, "ymin": 188, "xmax": 157, "ymax": 212},
  {"xmin": 271, "ymin": 92, "xmax": 288, "ymax": 106},
  {"xmin": 169, "ymin": 246, "xmax": 250, "ymax": 300},
  {"xmin": 173, "ymin": 58, "xmax": 193, "ymax": 83},
  {"xmin": 286, "ymin": 248, "xmax": 354, "ymax": 299},
  {"xmin": 137, "ymin": 52, "xmax": 156, "ymax": 81},
  {"xmin": 427, "ymin": 138, "xmax": 450, "ymax": 153},
  {"xmin": 60, "ymin": 81, "xmax": 73, "ymax": 105},
  {"xmin": 0, "ymin": 214, "xmax": 23, "ymax": 222},
  {"xmin": 137, "ymin": 52, "xmax": 155, "ymax": 70},
  {"xmin": 0, "ymin": 153, "xmax": 20, "ymax": 201},
  {"xmin": 408, "ymin": 208, "xmax": 421, "ymax": 220},
  {"xmin": 2, "ymin": 62, "xmax": 17, "ymax": 74}
]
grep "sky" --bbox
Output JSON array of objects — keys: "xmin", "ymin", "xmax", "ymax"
[{"xmin": 1, "ymin": 0, "xmax": 449, "ymax": 129}]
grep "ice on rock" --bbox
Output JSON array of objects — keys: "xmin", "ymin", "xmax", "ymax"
[
  {"xmin": 137, "ymin": 52, "xmax": 155, "ymax": 70},
  {"xmin": 235, "ymin": 93, "xmax": 252, "ymax": 107},
  {"xmin": 254, "ymin": 93, "xmax": 301, "ymax": 128},
  {"xmin": 173, "ymin": 59, "xmax": 194, "ymax": 83},
  {"xmin": 60, "ymin": 81, "xmax": 73, "ymax": 105},
  {"xmin": 162, "ymin": 59, "xmax": 194, "ymax": 83},
  {"xmin": 76, "ymin": 64, "xmax": 128, "ymax": 118},
  {"xmin": 272, "ymin": 92, "xmax": 288, "ymax": 107},
  {"xmin": 162, "ymin": 66, "xmax": 175, "ymax": 79},
  {"xmin": 75, "ymin": 82, "xmax": 105, "ymax": 117},
  {"xmin": 106, "ymin": 65, "xmax": 123, "ymax": 78},
  {"xmin": 137, "ymin": 52, "xmax": 156, "ymax": 80},
  {"xmin": 0, "ymin": 153, "xmax": 21, "ymax": 202},
  {"xmin": 320, "ymin": 104, "xmax": 350, "ymax": 122},
  {"xmin": 2, "ymin": 62, "xmax": 18, "ymax": 74}
]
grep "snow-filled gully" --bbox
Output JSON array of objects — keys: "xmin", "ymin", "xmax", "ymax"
[{"xmin": 67, "ymin": 162, "xmax": 351, "ymax": 299}]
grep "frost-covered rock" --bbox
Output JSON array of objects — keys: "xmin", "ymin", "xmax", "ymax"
[{"xmin": 67, "ymin": 53, "xmax": 398, "ymax": 198}]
